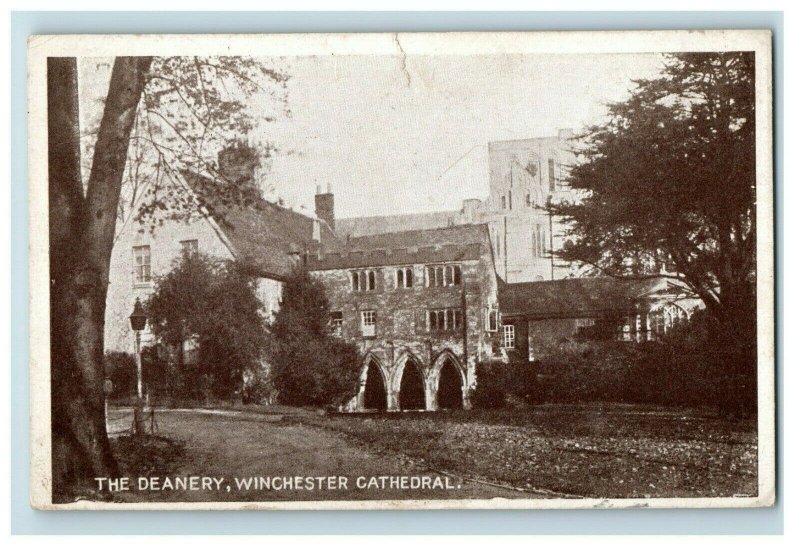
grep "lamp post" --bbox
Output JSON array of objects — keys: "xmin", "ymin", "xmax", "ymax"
[{"xmin": 129, "ymin": 298, "xmax": 147, "ymax": 435}]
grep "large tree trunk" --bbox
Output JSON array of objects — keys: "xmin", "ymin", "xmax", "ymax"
[{"xmin": 49, "ymin": 56, "xmax": 152, "ymax": 502}]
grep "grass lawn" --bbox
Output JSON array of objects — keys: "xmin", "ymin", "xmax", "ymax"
[{"xmin": 306, "ymin": 404, "xmax": 758, "ymax": 498}]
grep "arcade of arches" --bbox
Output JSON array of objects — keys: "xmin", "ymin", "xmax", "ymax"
[{"xmin": 359, "ymin": 352, "xmax": 467, "ymax": 411}]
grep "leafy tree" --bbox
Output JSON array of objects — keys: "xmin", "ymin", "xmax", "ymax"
[
  {"xmin": 48, "ymin": 55, "xmax": 288, "ymax": 501},
  {"xmin": 268, "ymin": 268, "xmax": 361, "ymax": 408},
  {"xmin": 146, "ymin": 253, "xmax": 269, "ymax": 402},
  {"xmin": 548, "ymin": 52, "xmax": 757, "ymax": 408}
]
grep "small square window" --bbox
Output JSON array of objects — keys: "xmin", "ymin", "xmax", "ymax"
[{"xmin": 180, "ymin": 239, "xmax": 199, "ymax": 257}]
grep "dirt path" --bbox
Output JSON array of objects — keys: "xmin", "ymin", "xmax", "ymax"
[{"xmin": 111, "ymin": 408, "xmax": 534, "ymax": 503}]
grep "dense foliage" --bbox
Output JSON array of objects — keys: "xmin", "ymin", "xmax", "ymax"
[
  {"xmin": 538, "ymin": 312, "xmax": 755, "ymax": 415},
  {"xmin": 472, "ymin": 352, "xmax": 540, "ymax": 409},
  {"xmin": 548, "ymin": 53, "xmax": 757, "ymax": 412},
  {"xmin": 268, "ymin": 267, "xmax": 361, "ymax": 408},
  {"xmin": 103, "ymin": 351, "xmax": 136, "ymax": 401},
  {"xmin": 146, "ymin": 253, "xmax": 269, "ymax": 403}
]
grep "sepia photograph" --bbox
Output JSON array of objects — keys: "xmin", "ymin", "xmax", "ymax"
[{"xmin": 27, "ymin": 30, "xmax": 774, "ymax": 510}]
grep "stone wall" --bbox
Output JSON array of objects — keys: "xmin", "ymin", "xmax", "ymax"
[{"xmin": 311, "ymin": 246, "xmax": 499, "ymax": 411}]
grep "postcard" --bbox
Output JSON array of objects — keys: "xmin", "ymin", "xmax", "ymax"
[{"xmin": 28, "ymin": 30, "xmax": 774, "ymax": 509}]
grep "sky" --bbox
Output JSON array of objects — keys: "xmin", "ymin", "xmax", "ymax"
[{"xmin": 78, "ymin": 51, "xmax": 665, "ymax": 220}]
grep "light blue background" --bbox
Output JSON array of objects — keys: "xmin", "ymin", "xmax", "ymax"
[{"xmin": 10, "ymin": 11, "xmax": 783, "ymax": 535}]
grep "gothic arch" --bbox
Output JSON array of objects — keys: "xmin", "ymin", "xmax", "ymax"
[
  {"xmin": 391, "ymin": 351, "xmax": 427, "ymax": 410},
  {"xmin": 430, "ymin": 350, "xmax": 467, "ymax": 386},
  {"xmin": 430, "ymin": 350, "xmax": 467, "ymax": 410},
  {"xmin": 389, "ymin": 350, "xmax": 426, "ymax": 393},
  {"xmin": 360, "ymin": 353, "xmax": 389, "ymax": 411},
  {"xmin": 361, "ymin": 352, "xmax": 390, "ymax": 384}
]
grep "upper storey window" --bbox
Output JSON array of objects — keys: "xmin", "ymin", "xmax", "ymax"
[
  {"xmin": 133, "ymin": 245, "xmax": 151, "ymax": 285},
  {"xmin": 548, "ymin": 158, "xmax": 556, "ymax": 192},
  {"xmin": 180, "ymin": 239, "xmax": 199, "ymax": 257},
  {"xmin": 350, "ymin": 270, "xmax": 377, "ymax": 292},
  {"xmin": 426, "ymin": 264, "xmax": 461, "ymax": 287},
  {"xmin": 395, "ymin": 267, "xmax": 413, "ymax": 289}
]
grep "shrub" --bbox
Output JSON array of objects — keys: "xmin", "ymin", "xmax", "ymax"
[
  {"xmin": 472, "ymin": 361, "xmax": 508, "ymax": 409},
  {"xmin": 538, "ymin": 312, "xmax": 757, "ymax": 414},
  {"xmin": 104, "ymin": 351, "xmax": 136, "ymax": 400},
  {"xmin": 472, "ymin": 352, "xmax": 540, "ymax": 409},
  {"xmin": 538, "ymin": 342, "xmax": 638, "ymax": 403}
]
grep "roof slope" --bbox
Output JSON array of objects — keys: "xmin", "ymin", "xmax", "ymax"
[
  {"xmin": 336, "ymin": 210, "xmax": 463, "ymax": 239},
  {"xmin": 499, "ymin": 276, "xmax": 686, "ymax": 319},
  {"xmin": 346, "ymin": 223, "xmax": 488, "ymax": 251},
  {"xmin": 183, "ymin": 172, "xmax": 334, "ymax": 279},
  {"xmin": 307, "ymin": 224, "xmax": 491, "ymax": 270}
]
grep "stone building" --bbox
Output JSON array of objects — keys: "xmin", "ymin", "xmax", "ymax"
[
  {"xmin": 104, "ymin": 144, "xmax": 331, "ymax": 356},
  {"xmin": 483, "ymin": 131, "xmax": 580, "ymax": 283},
  {"xmin": 306, "ymin": 223, "xmax": 501, "ymax": 411},
  {"xmin": 498, "ymin": 277, "xmax": 703, "ymax": 362},
  {"xmin": 336, "ymin": 131, "xmax": 580, "ymax": 283},
  {"xmin": 104, "ymin": 140, "xmax": 703, "ymax": 411}
]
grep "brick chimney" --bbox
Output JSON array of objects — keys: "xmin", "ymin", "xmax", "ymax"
[
  {"xmin": 315, "ymin": 183, "xmax": 335, "ymax": 232},
  {"xmin": 218, "ymin": 141, "xmax": 259, "ymax": 184}
]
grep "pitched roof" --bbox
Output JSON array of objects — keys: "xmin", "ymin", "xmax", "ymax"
[
  {"xmin": 183, "ymin": 172, "xmax": 336, "ymax": 280},
  {"xmin": 347, "ymin": 223, "xmax": 488, "ymax": 251},
  {"xmin": 336, "ymin": 210, "xmax": 463, "ymax": 239},
  {"xmin": 499, "ymin": 276, "xmax": 688, "ymax": 319},
  {"xmin": 307, "ymin": 224, "xmax": 491, "ymax": 270}
]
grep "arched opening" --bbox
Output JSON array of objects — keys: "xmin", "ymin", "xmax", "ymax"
[
  {"xmin": 363, "ymin": 361, "xmax": 387, "ymax": 411},
  {"xmin": 399, "ymin": 361, "xmax": 426, "ymax": 410},
  {"xmin": 437, "ymin": 359, "xmax": 463, "ymax": 410}
]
